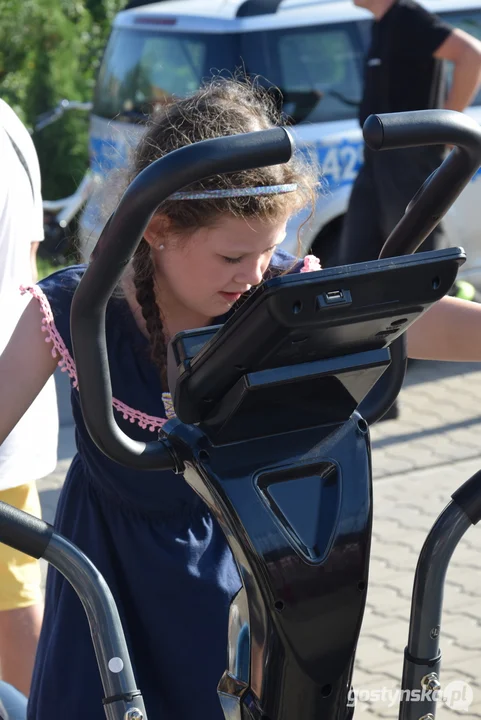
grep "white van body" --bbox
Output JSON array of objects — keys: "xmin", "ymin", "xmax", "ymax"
[{"xmin": 79, "ymin": 0, "xmax": 481, "ymax": 285}]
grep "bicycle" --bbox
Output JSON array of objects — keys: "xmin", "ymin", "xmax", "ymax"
[
  {"xmin": 32, "ymin": 99, "xmax": 94, "ymax": 264},
  {"xmin": 0, "ymin": 108, "xmax": 481, "ymax": 720}
]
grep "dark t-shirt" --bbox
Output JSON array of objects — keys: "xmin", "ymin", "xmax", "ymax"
[{"xmin": 359, "ymin": 0, "xmax": 452, "ymax": 126}]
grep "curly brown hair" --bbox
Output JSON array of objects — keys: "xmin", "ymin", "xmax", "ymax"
[{"xmin": 125, "ymin": 77, "xmax": 318, "ymax": 389}]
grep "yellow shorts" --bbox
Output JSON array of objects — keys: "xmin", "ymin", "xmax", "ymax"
[{"xmin": 0, "ymin": 483, "xmax": 43, "ymax": 611}]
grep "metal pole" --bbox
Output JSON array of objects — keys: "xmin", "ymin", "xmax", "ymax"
[
  {"xmin": 398, "ymin": 501, "xmax": 471, "ymax": 720},
  {"xmin": 45, "ymin": 534, "xmax": 148, "ymax": 720}
]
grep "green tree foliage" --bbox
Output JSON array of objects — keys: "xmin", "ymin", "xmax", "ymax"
[{"xmin": 0, "ymin": 0, "xmax": 125, "ymax": 198}]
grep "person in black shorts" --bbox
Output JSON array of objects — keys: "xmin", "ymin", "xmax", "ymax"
[{"xmin": 337, "ymin": 0, "xmax": 481, "ymax": 268}]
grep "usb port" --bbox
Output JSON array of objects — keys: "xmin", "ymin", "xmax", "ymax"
[
  {"xmin": 325, "ymin": 290, "xmax": 343, "ymax": 301},
  {"xmin": 316, "ymin": 288, "xmax": 352, "ymax": 309}
]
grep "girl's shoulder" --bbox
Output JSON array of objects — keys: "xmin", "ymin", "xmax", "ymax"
[
  {"xmin": 33, "ymin": 265, "xmax": 87, "ymax": 347},
  {"xmin": 26, "ymin": 264, "xmax": 127, "ymax": 362},
  {"xmin": 17, "ymin": 265, "xmax": 90, "ymax": 391},
  {"xmin": 25, "ymin": 264, "xmax": 171, "ymax": 434},
  {"xmin": 37, "ymin": 263, "xmax": 87, "ymax": 304}
]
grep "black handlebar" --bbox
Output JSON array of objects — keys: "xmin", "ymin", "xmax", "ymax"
[
  {"xmin": 71, "ymin": 110, "xmax": 481, "ymax": 467},
  {"xmin": 364, "ymin": 110, "xmax": 481, "ymax": 258},
  {"xmin": 364, "ymin": 108, "xmax": 481, "ymax": 152},
  {"xmin": 358, "ymin": 110, "xmax": 481, "ymax": 425},
  {"xmin": 0, "ymin": 501, "xmax": 53, "ymax": 559},
  {"xmin": 70, "ymin": 127, "xmax": 294, "ymax": 469}
]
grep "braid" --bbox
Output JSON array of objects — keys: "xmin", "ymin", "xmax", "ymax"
[{"xmin": 132, "ymin": 240, "xmax": 169, "ymax": 389}]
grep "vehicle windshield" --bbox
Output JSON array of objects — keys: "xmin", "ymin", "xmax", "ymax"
[
  {"xmin": 92, "ymin": 22, "xmax": 368, "ymax": 125},
  {"xmin": 93, "ymin": 8, "xmax": 481, "ymax": 127}
]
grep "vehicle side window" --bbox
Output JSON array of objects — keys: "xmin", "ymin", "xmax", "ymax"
[
  {"xmin": 440, "ymin": 10, "xmax": 481, "ymax": 107},
  {"xmin": 268, "ymin": 22, "xmax": 368, "ymax": 124}
]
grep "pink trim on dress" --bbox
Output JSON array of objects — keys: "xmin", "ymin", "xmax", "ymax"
[
  {"xmin": 21, "ymin": 255, "xmax": 321, "ymax": 431},
  {"xmin": 20, "ymin": 284, "xmax": 171, "ymax": 432}
]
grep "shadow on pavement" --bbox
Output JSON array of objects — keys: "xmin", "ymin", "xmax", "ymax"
[{"xmin": 405, "ymin": 359, "xmax": 481, "ymax": 387}]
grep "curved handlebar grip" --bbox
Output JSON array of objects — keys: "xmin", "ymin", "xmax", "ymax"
[
  {"xmin": 358, "ymin": 110, "xmax": 481, "ymax": 424},
  {"xmin": 70, "ymin": 127, "xmax": 294, "ymax": 469},
  {"xmin": 363, "ymin": 109, "xmax": 481, "ymax": 152},
  {"xmin": 363, "ymin": 110, "xmax": 481, "ymax": 258},
  {"xmin": 0, "ymin": 501, "xmax": 53, "ymax": 559}
]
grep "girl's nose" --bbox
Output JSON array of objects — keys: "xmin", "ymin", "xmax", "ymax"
[{"xmin": 235, "ymin": 259, "xmax": 264, "ymax": 288}]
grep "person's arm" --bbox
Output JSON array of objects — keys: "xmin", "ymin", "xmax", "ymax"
[
  {"xmin": 0, "ymin": 298, "xmax": 58, "ymax": 446},
  {"xmin": 435, "ymin": 28, "xmax": 481, "ymax": 113},
  {"xmin": 30, "ymin": 241, "xmax": 39, "ymax": 284},
  {"xmin": 407, "ymin": 294, "xmax": 481, "ymax": 361}
]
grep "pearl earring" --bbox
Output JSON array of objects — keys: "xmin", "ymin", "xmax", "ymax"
[{"xmin": 158, "ymin": 244, "xmax": 165, "ymax": 250}]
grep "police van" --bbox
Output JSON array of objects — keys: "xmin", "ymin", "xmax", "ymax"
[{"xmin": 79, "ymin": 0, "xmax": 481, "ymax": 285}]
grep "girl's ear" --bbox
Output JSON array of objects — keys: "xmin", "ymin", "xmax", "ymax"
[{"xmin": 143, "ymin": 214, "xmax": 172, "ymax": 250}]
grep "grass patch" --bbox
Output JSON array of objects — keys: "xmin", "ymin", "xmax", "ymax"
[
  {"xmin": 36, "ymin": 252, "xmax": 80, "ymax": 281},
  {"xmin": 36, "ymin": 257, "xmax": 63, "ymax": 281}
]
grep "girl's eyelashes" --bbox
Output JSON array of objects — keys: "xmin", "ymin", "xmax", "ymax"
[{"xmin": 221, "ymin": 247, "xmax": 277, "ymax": 265}]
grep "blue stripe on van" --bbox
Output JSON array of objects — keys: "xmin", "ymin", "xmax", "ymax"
[
  {"xmin": 89, "ymin": 133, "xmax": 481, "ymax": 189},
  {"xmin": 308, "ymin": 138, "xmax": 364, "ymax": 190}
]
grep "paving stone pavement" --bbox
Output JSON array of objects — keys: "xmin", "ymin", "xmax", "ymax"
[{"xmin": 36, "ymin": 360, "xmax": 481, "ymax": 719}]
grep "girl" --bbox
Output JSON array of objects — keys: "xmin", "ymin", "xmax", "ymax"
[{"xmin": 0, "ymin": 78, "xmax": 480, "ymax": 719}]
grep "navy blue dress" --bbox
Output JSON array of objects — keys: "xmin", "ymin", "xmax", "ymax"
[{"xmin": 27, "ymin": 249, "xmax": 310, "ymax": 720}]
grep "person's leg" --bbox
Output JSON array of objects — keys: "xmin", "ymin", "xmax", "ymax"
[
  {"xmin": 374, "ymin": 147, "xmax": 481, "ymax": 297},
  {"xmin": 0, "ymin": 606, "xmax": 44, "ymax": 697},
  {"xmin": 375, "ymin": 147, "xmax": 447, "ymax": 252},
  {"xmin": 0, "ymin": 483, "xmax": 44, "ymax": 697},
  {"xmin": 334, "ymin": 150, "xmax": 385, "ymax": 267}
]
